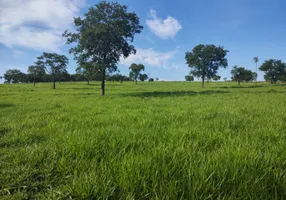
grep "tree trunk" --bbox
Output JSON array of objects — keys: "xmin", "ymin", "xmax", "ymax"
[
  {"xmin": 53, "ymin": 75, "xmax": 56, "ymax": 89},
  {"xmin": 238, "ymin": 81, "xmax": 240, "ymax": 86},
  {"xmin": 135, "ymin": 79, "xmax": 137, "ymax": 84},
  {"xmin": 256, "ymin": 62, "xmax": 258, "ymax": 84},
  {"xmin": 202, "ymin": 76, "xmax": 205, "ymax": 88},
  {"xmin": 87, "ymin": 79, "xmax": 89, "ymax": 85},
  {"xmin": 101, "ymin": 70, "xmax": 106, "ymax": 96},
  {"xmin": 33, "ymin": 73, "xmax": 35, "ymax": 87}
]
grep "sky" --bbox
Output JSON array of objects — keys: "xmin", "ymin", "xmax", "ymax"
[{"xmin": 0, "ymin": 0, "xmax": 286, "ymax": 83}]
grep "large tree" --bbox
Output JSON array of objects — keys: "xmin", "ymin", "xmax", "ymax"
[
  {"xmin": 35, "ymin": 52, "xmax": 68, "ymax": 89},
  {"xmin": 27, "ymin": 65, "xmax": 46, "ymax": 86},
  {"xmin": 185, "ymin": 44, "xmax": 229, "ymax": 88},
  {"xmin": 63, "ymin": 1, "xmax": 143, "ymax": 95},
  {"xmin": 231, "ymin": 66, "xmax": 255, "ymax": 86},
  {"xmin": 129, "ymin": 63, "xmax": 145, "ymax": 84},
  {"xmin": 259, "ymin": 59, "xmax": 286, "ymax": 83}
]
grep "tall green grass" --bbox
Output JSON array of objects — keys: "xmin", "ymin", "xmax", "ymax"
[{"xmin": 0, "ymin": 82, "xmax": 286, "ymax": 199}]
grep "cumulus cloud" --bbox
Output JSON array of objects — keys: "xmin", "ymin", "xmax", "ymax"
[
  {"xmin": 146, "ymin": 9, "xmax": 182, "ymax": 40},
  {"xmin": 120, "ymin": 48, "xmax": 177, "ymax": 69},
  {"xmin": 0, "ymin": 0, "xmax": 85, "ymax": 52}
]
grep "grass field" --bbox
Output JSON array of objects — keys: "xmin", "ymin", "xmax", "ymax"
[{"xmin": 0, "ymin": 81, "xmax": 286, "ymax": 199}]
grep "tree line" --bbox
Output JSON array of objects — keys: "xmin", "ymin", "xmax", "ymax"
[
  {"xmin": 2, "ymin": 1, "xmax": 286, "ymax": 93},
  {"xmin": 184, "ymin": 44, "xmax": 286, "ymax": 87}
]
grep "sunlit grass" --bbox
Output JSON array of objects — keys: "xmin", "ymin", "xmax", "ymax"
[{"xmin": 1, "ymin": 81, "xmax": 286, "ymax": 199}]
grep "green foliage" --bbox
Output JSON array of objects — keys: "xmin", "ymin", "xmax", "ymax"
[
  {"xmin": 106, "ymin": 73, "xmax": 130, "ymax": 83},
  {"xmin": 185, "ymin": 44, "xmax": 229, "ymax": 88},
  {"xmin": 129, "ymin": 63, "xmax": 145, "ymax": 83},
  {"xmin": 63, "ymin": 1, "xmax": 143, "ymax": 95},
  {"xmin": 185, "ymin": 75, "xmax": 194, "ymax": 81},
  {"xmin": 259, "ymin": 59, "xmax": 286, "ymax": 83},
  {"xmin": 1, "ymin": 82, "xmax": 286, "ymax": 199},
  {"xmin": 212, "ymin": 75, "xmax": 221, "ymax": 81},
  {"xmin": 3, "ymin": 69, "xmax": 27, "ymax": 83},
  {"xmin": 27, "ymin": 65, "xmax": 46, "ymax": 86},
  {"xmin": 253, "ymin": 57, "xmax": 259, "ymax": 64},
  {"xmin": 35, "ymin": 52, "xmax": 69, "ymax": 89},
  {"xmin": 139, "ymin": 74, "xmax": 148, "ymax": 82},
  {"xmin": 231, "ymin": 66, "xmax": 256, "ymax": 85},
  {"xmin": 148, "ymin": 78, "xmax": 154, "ymax": 82}
]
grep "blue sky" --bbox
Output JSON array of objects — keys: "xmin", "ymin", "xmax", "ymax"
[{"xmin": 0, "ymin": 0, "xmax": 285, "ymax": 82}]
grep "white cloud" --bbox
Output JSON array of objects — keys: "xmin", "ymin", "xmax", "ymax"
[
  {"xmin": 120, "ymin": 48, "xmax": 177, "ymax": 69},
  {"xmin": 0, "ymin": 0, "xmax": 85, "ymax": 52},
  {"xmin": 146, "ymin": 9, "xmax": 182, "ymax": 40}
]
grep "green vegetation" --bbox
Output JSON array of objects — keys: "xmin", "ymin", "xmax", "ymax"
[{"xmin": 1, "ymin": 81, "xmax": 286, "ymax": 199}]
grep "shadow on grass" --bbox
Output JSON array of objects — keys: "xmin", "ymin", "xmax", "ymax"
[
  {"xmin": 0, "ymin": 103, "xmax": 14, "ymax": 109},
  {"xmin": 122, "ymin": 90, "xmax": 230, "ymax": 98}
]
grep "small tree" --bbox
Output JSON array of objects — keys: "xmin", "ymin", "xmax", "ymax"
[
  {"xmin": 148, "ymin": 78, "xmax": 154, "ymax": 82},
  {"xmin": 75, "ymin": 62, "xmax": 97, "ymax": 85},
  {"xmin": 139, "ymin": 74, "xmax": 148, "ymax": 82},
  {"xmin": 231, "ymin": 66, "xmax": 255, "ymax": 86},
  {"xmin": 185, "ymin": 44, "xmax": 228, "ymax": 88},
  {"xmin": 27, "ymin": 65, "xmax": 46, "ymax": 86},
  {"xmin": 223, "ymin": 77, "xmax": 227, "ymax": 82},
  {"xmin": 63, "ymin": 1, "xmax": 143, "ymax": 95},
  {"xmin": 155, "ymin": 78, "xmax": 159, "ymax": 81},
  {"xmin": 259, "ymin": 59, "xmax": 286, "ymax": 83},
  {"xmin": 35, "ymin": 52, "xmax": 68, "ymax": 89},
  {"xmin": 185, "ymin": 75, "xmax": 194, "ymax": 81},
  {"xmin": 212, "ymin": 75, "xmax": 221, "ymax": 81},
  {"xmin": 129, "ymin": 63, "xmax": 145, "ymax": 83}
]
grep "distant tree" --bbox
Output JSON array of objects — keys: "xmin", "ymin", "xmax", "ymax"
[
  {"xmin": 253, "ymin": 57, "xmax": 259, "ymax": 82},
  {"xmin": 27, "ymin": 65, "xmax": 46, "ymax": 86},
  {"xmin": 185, "ymin": 44, "xmax": 228, "ymax": 88},
  {"xmin": 75, "ymin": 62, "xmax": 96, "ymax": 85},
  {"xmin": 155, "ymin": 78, "xmax": 159, "ymax": 81},
  {"xmin": 63, "ymin": 1, "xmax": 143, "ymax": 95},
  {"xmin": 148, "ymin": 78, "xmax": 154, "ymax": 82},
  {"xmin": 4, "ymin": 69, "xmax": 27, "ymax": 83},
  {"xmin": 223, "ymin": 77, "xmax": 227, "ymax": 82},
  {"xmin": 231, "ymin": 66, "xmax": 255, "ymax": 86},
  {"xmin": 259, "ymin": 59, "xmax": 286, "ymax": 83},
  {"xmin": 185, "ymin": 75, "xmax": 194, "ymax": 81},
  {"xmin": 35, "ymin": 52, "xmax": 68, "ymax": 89},
  {"xmin": 212, "ymin": 75, "xmax": 221, "ymax": 81},
  {"xmin": 252, "ymin": 72, "xmax": 258, "ymax": 82},
  {"xmin": 129, "ymin": 63, "xmax": 145, "ymax": 83},
  {"xmin": 139, "ymin": 73, "xmax": 148, "ymax": 82}
]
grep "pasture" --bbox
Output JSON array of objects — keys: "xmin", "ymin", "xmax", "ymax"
[{"xmin": 0, "ymin": 81, "xmax": 286, "ymax": 199}]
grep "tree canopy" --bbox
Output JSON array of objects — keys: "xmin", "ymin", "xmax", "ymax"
[
  {"xmin": 63, "ymin": 1, "xmax": 143, "ymax": 95},
  {"xmin": 35, "ymin": 52, "xmax": 68, "ymax": 89},
  {"xmin": 185, "ymin": 75, "xmax": 194, "ymax": 82},
  {"xmin": 27, "ymin": 65, "xmax": 46, "ymax": 86},
  {"xmin": 139, "ymin": 74, "xmax": 148, "ymax": 82},
  {"xmin": 259, "ymin": 59, "xmax": 286, "ymax": 83},
  {"xmin": 185, "ymin": 44, "xmax": 228, "ymax": 88},
  {"xmin": 129, "ymin": 63, "xmax": 145, "ymax": 83},
  {"xmin": 231, "ymin": 66, "xmax": 256, "ymax": 85},
  {"xmin": 4, "ymin": 69, "xmax": 26, "ymax": 83}
]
